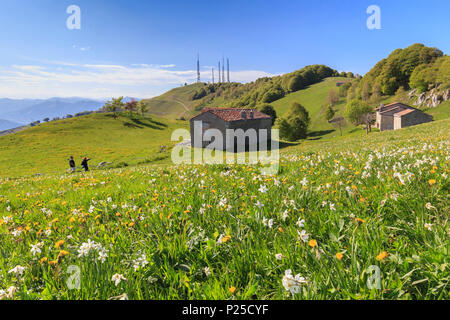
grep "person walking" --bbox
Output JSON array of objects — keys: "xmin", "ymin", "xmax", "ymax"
[
  {"xmin": 68, "ymin": 156, "xmax": 76, "ymax": 173},
  {"xmin": 81, "ymin": 157, "xmax": 91, "ymax": 172}
]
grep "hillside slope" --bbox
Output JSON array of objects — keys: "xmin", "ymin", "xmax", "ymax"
[
  {"xmin": 0, "ymin": 113, "xmax": 188, "ymax": 177},
  {"xmin": 142, "ymin": 83, "xmax": 206, "ymax": 119},
  {"xmin": 271, "ymin": 77, "xmax": 351, "ymax": 138}
]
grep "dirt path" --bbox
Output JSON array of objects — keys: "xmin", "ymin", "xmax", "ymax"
[{"xmin": 166, "ymin": 95, "xmax": 191, "ymax": 117}]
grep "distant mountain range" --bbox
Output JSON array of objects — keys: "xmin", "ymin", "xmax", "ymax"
[
  {"xmin": 0, "ymin": 119, "xmax": 23, "ymax": 131},
  {"xmin": 0, "ymin": 97, "xmax": 139, "ymax": 131}
]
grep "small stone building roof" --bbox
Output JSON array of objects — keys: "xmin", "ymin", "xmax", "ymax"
[
  {"xmin": 377, "ymin": 102, "xmax": 409, "ymax": 113},
  {"xmin": 393, "ymin": 109, "xmax": 415, "ymax": 117},
  {"xmin": 377, "ymin": 102, "xmax": 430, "ymax": 118},
  {"xmin": 191, "ymin": 108, "xmax": 271, "ymax": 122}
]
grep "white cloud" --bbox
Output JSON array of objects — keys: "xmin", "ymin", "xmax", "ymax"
[{"xmin": 0, "ymin": 61, "xmax": 277, "ymax": 99}]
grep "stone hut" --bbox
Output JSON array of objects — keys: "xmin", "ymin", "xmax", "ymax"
[
  {"xmin": 375, "ymin": 102, "xmax": 433, "ymax": 131},
  {"xmin": 190, "ymin": 108, "xmax": 272, "ymax": 150}
]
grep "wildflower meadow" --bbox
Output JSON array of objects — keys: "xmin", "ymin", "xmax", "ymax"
[{"xmin": 0, "ymin": 121, "xmax": 448, "ymax": 300}]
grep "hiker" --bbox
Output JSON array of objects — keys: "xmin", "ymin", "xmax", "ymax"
[
  {"xmin": 68, "ymin": 156, "xmax": 76, "ymax": 173},
  {"xmin": 81, "ymin": 157, "xmax": 91, "ymax": 172}
]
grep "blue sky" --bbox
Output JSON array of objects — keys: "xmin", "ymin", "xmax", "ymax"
[{"xmin": 0, "ymin": 0, "xmax": 448, "ymax": 99}]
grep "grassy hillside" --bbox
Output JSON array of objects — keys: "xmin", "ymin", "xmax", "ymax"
[
  {"xmin": 142, "ymin": 65, "xmax": 342, "ymax": 120},
  {"xmin": 271, "ymin": 77, "xmax": 351, "ymax": 138},
  {"xmin": 0, "ymin": 119, "xmax": 448, "ymax": 300},
  {"xmin": 141, "ymin": 83, "xmax": 206, "ymax": 119},
  {"xmin": 2, "ymin": 77, "xmax": 447, "ymax": 178},
  {"xmin": 0, "ymin": 113, "xmax": 188, "ymax": 177}
]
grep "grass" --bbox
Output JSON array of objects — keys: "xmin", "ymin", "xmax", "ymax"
[
  {"xmin": 424, "ymin": 100, "xmax": 450, "ymax": 121},
  {"xmin": 142, "ymin": 83, "xmax": 206, "ymax": 119},
  {"xmin": 0, "ymin": 113, "xmax": 188, "ymax": 178},
  {"xmin": 271, "ymin": 77, "xmax": 351, "ymax": 140},
  {"xmin": 0, "ymin": 119, "xmax": 448, "ymax": 300}
]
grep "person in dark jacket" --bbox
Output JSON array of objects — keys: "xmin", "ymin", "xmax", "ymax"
[
  {"xmin": 68, "ymin": 156, "xmax": 76, "ymax": 173},
  {"xmin": 81, "ymin": 157, "xmax": 91, "ymax": 172}
]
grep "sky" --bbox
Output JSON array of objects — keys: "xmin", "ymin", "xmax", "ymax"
[{"xmin": 0, "ymin": 0, "xmax": 449, "ymax": 99}]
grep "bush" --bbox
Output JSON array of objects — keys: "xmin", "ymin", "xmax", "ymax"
[
  {"xmin": 258, "ymin": 104, "xmax": 277, "ymax": 125},
  {"xmin": 287, "ymin": 102, "xmax": 310, "ymax": 126},
  {"xmin": 276, "ymin": 102, "xmax": 310, "ymax": 141}
]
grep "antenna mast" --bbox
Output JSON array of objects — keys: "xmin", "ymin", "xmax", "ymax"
[
  {"xmin": 227, "ymin": 58, "xmax": 230, "ymax": 83},
  {"xmin": 218, "ymin": 61, "xmax": 221, "ymax": 83},
  {"xmin": 222, "ymin": 56, "xmax": 225, "ymax": 83},
  {"xmin": 212, "ymin": 67, "xmax": 214, "ymax": 84},
  {"xmin": 197, "ymin": 54, "xmax": 200, "ymax": 82}
]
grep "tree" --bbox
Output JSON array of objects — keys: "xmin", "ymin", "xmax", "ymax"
[
  {"xmin": 289, "ymin": 117, "xmax": 308, "ymax": 140},
  {"xmin": 325, "ymin": 105, "xmax": 336, "ymax": 122},
  {"xmin": 276, "ymin": 102, "xmax": 310, "ymax": 141},
  {"xmin": 329, "ymin": 116, "xmax": 346, "ymax": 136},
  {"xmin": 258, "ymin": 104, "xmax": 277, "ymax": 125},
  {"xmin": 261, "ymin": 85, "xmax": 285, "ymax": 103},
  {"xmin": 361, "ymin": 81, "xmax": 371, "ymax": 101},
  {"xmin": 288, "ymin": 74, "xmax": 305, "ymax": 92},
  {"xmin": 43, "ymin": 118, "xmax": 50, "ymax": 122},
  {"xmin": 287, "ymin": 102, "xmax": 310, "ymax": 126},
  {"xmin": 137, "ymin": 100, "xmax": 149, "ymax": 116},
  {"xmin": 276, "ymin": 118, "xmax": 292, "ymax": 141},
  {"xmin": 124, "ymin": 100, "xmax": 138, "ymax": 116},
  {"xmin": 338, "ymin": 82, "xmax": 351, "ymax": 97},
  {"xmin": 370, "ymin": 82, "xmax": 382, "ymax": 102},
  {"xmin": 103, "ymin": 97, "xmax": 124, "ymax": 118},
  {"xmin": 394, "ymin": 86, "xmax": 408, "ymax": 104},
  {"xmin": 345, "ymin": 100, "xmax": 374, "ymax": 134},
  {"xmin": 327, "ymin": 89, "xmax": 339, "ymax": 106}
]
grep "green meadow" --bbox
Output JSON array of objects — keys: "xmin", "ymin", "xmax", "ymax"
[
  {"xmin": 0, "ymin": 119, "xmax": 448, "ymax": 300},
  {"xmin": 0, "ymin": 113, "xmax": 188, "ymax": 178}
]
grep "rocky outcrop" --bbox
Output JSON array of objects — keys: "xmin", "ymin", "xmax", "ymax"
[
  {"xmin": 410, "ymin": 85, "xmax": 449, "ymax": 108},
  {"xmin": 444, "ymin": 89, "xmax": 450, "ymax": 101}
]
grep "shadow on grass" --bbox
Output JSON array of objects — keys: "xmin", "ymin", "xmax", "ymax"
[
  {"xmin": 307, "ymin": 129, "xmax": 335, "ymax": 140},
  {"xmin": 129, "ymin": 118, "xmax": 167, "ymax": 130},
  {"xmin": 195, "ymin": 139, "xmax": 300, "ymax": 154}
]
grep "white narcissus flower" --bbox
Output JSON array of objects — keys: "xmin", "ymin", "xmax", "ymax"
[
  {"xmin": 30, "ymin": 242, "xmax": 44, "ymax": 256},
  {"xmin": 424, "ymin": 223, "xmax": 432, "ymax": 231},
  {"xmin": 296, "ymin": 218, "xmax": 305, "ymax": 228},
  {"xmin": 0, "ymin": 286, "xmax": 17, "ymax": 300},
  {"xmin": 98, "ymin": 250, "xmax": 108, "ymax": 263},
  {"xmin": 8, "ymin": 265, "xmax": 26, "ymax": 277},
  {"xmin": 111, "ymin": 274, "xmax": 127, "ymax": 286},
  {"xmin": 298, "ymin": 230, "xmax": 309, "ymax": 243},
  {"xmin": 258, "ymin": 185, "xmax": 268, "ymax": 193},
  {"xmin": 282, "ymin": 269, "xmax": 307, "ymax": 294},
  {"xmin": 119, "ymin": 293, "xmax": 129, "ymax": 300},
  {"xmin": 133, "ymin": 253, "xmax": 148, "ymax": 271},
  {"xmin": 275, "ymin": 253, "xmax": 283, "ymax": 260},
  {"xmin": 262, "ymin": 218, "xmax": 274, "ymax": 228},
  {"xmin": 204, "ymin": 267, "xmax": 211, "ymax": 277},
  {"xmin": 255, "ymin": 201, "xmax": 264, "ymax": 208}
]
